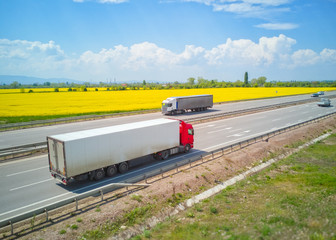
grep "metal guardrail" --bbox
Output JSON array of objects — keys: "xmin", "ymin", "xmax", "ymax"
[
  {"xmin": 0, "ymin": 142, "xmax": 47, "ymax": 160},
  {"xmin": 1, "ymin": 110, "xmax": 335, "ymax": 235}
]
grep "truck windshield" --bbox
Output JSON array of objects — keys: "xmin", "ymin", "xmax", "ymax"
[
  {"xmin": 162, "ymin": 103, "xmax": 172, "ymax": 107},
  {"xmin": 188, "ymin": 129, "xmax": 194, "ymax": 135}
]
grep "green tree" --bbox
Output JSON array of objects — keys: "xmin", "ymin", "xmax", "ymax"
[
  {"xmin": 244, "ymin": 72, "xmax": 248, "ymax": 85},
  {"xmin": 10, "ymin": 81, "xmax": 20, "ymax": 89},
  {"xmin": 187, "ymin": 77, "xmax": 195, "ymax": 85},
  {"xmin": 234, "ymin": 80, "xmax": 243, "ymax": 87},
  {"xmin": 257, "ymin": 76, "xmax": 267, "ymax": 86}
]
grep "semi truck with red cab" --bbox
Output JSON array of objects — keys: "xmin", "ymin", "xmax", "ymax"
[{"xmin": 47, "ymin": 118, "xmax": 194, "ymax": 184}]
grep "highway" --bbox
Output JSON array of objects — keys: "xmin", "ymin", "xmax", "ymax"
[
  {"xmin": 1, "ymin": 91, "xmax": 335, "ymax": 149},
  {"xmin": 0, "ymin": 98, "xmax": 335, "ymax": 222}
]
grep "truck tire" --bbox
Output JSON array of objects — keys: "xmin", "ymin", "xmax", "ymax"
[
  {"xmin": 161, "ymin": 150, "xmax": 170, "ymax": 160},
  {"xmin": 94, "ymin": 169, "xmax": 105, "ymax": 181},
  {"xmin": 153, "ymin": 153, "xmax": 161, "ymax": 160},
  {"xmin": 184, "ymin": 144, "xmax": 191, "ymax": 153},
  {"xmin": 106, "ymin": 165, "xmax": 117, "ymax": 177},
  {"xmin": 118, "ymin": 162, "xmax": 129, "ymax": 173}
]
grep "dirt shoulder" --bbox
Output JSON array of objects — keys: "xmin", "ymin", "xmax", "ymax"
[{"xmin": 3, "ymin": 116, "xmax": 336, "ymax": 240}]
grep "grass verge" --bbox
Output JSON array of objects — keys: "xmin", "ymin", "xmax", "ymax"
[
  {"xmin": 0, "ymin": 109, "xmax": 158, "ymax": 125},
  {"xmin": 135, "ymin": 133, "xmax": 336, "ymax": 240}
]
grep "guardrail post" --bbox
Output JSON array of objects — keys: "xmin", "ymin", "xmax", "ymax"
[
  {"xmin": 45, "ymin": 209, "xmax": 48, "ymax": 222},
  {"xmin": 144, "ymin": 174, "xmax": 148, "ymax": 184},
  {"xmin": 9, "ymin": 221, "xmax": 13, "ymax": 235},
  {"xmin": 160, "ymin": 168, "xmax": 163, "ymax": 179},
  {"xmin": 189, "ymin": 159, "xmax": 191, "ymax": 168},
  {"xmin": 75, "ymin": 198, "xmax": 78, "ymax": 211},
  {"xmin": 176, "ymin": 163, "xmax": 178, "ymax": 173},
  {"xmin": 100, "ymin": 190, "xmax": 104, "ymax": 201}
]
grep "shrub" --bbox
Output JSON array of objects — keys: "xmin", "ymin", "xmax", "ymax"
[
  {"xmin": 71, "ymin": 224, "xmax": 78, "ymax": 230},
  {"xmin": 210, "ymin": 206, "xmax": 218, "ymax": 214}
]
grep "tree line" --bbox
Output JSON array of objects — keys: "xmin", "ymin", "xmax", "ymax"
[{"xmin": 1, "ymin": 76, "xmax": 336, "ymax": 91}]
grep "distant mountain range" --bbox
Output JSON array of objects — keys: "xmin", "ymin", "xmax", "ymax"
[{"xmin": 0, "ymin": 75, "xmax": 83, "ymax": 85}]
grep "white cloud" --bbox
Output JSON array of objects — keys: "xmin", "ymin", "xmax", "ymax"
[
  {"xmin": 213, "ymin": 2, "xmax": 261, "ymax": 13},
  {"xmin": 291, "ymin": 49, "xmax": 320, "ymax": 66},
  {"xmin": 320, "ymin": 48, "xmax": 336, "ymax": 62},
  {"xmin": 243, "ymin": 0, "xmax": 291, "ymax": 7},
  {"xmin": 204, "ymin": 34, "xmax": 296, "ymax": 65},
  {"xmin": 0, "ymin": 36, "xmax": 335, "ymax": 81},
  {"xmin": 291, "ymin": 48, "xmax": 336, "ymax": 67},
  {"xmin": 0, "ymin": 39, "xmax": 65, "ymax": 60},
  {"xmin": 78, "ymin": 42, "xmax": 205, "ymax": 70},
  {"xmin": 182, "ymin": 0, "xmax": 295, "ymax": 30},
  {"xmin": 183, "ymin": 0, "xmax": 215, "ymax": 5},
  {"xmin": 255, "ymin": 23, "xmax": 299, "ymax": 30},
  {"xmin": 73, "ymin": 0, "xmax": 128, "ymax": 3}
]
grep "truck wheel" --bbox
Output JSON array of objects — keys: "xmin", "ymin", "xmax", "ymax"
[
  {"xmin": 94, "ymin": 169, "xmax": 105, "ymax": 181},
  {"xmin": 153, "ymin": 153, "xmax": 160, "ymax": 160},
  {"xmin": 118, "ymin": 162, "xmax": 129, "ymax": 173},
  {"xmin": 89, "ymin": 170, "xmax": 96, "ymax": 181},
  {"xmin": 184, "ymin": 144, "xmax": 191, "ymax": 153},
  {"xmin": 106, "ymin": 165, "xmax": 117, "ymax": 177},
  {"xmin": 161, "ymin": 150, "xmax": 169, "ymax": 160}
]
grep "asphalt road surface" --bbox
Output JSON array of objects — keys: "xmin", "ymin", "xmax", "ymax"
[
  {"xmin": 1, "ymin": 91, "xmax": 335, "ymax": 149},
  {"xmin": 0, "ymin": 98, "xmax": 335, "ymax": 222}
]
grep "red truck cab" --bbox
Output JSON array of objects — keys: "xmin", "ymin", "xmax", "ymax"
[{"xmin": 179, "ymin": 120, "xmax": 194, "ymax": 152}]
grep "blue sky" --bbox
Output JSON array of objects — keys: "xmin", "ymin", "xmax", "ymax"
[{"xmin": 0, "ymin": 0, "xmax": 336, "ymax": 83}]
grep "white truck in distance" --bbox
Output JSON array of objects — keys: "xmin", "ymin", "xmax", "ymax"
[
  {"xmin": 47, "ymin": 119, "xmax": 194, "ymax": 184},
  {"xmin": 161, "ymin": 94, "xmax": 213, "ymax": 115}
]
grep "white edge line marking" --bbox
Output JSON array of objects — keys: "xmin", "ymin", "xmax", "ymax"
[
  {"xmin": 10, "ymin": 179, "xmax": 54, "ymax": 191},
  {"xmin": 0, "ymin": 191, "xmax": 71, "ymax": 217},
  {"xmin": 7, "ymin": 166, "xmax": 49, "ymax": 177},
  {"xmin": 0, "ymin": 154, "xmax": 48, "ymax": 167}
]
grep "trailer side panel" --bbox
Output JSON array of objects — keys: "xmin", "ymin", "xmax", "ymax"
[{"xmin": 48, "ymin": 119, "xmax": 180, "ymax": 178}]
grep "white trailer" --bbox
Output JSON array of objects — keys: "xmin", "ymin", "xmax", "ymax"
[
  {"xmin": 162, "ymin": 94, "xmax": 213, "ymax": 115},
  {"xmin": 47, "ymin": 118, "xmax": 194, "ymax": 184}
]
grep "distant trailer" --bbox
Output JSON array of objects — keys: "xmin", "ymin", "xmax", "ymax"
[{"xmin": 161, "ymin": 94, "xmax": 213, "ymax": 115}]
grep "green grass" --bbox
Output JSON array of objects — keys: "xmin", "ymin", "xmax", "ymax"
[
  {"xmin": 0, "ymin": 108, "xmax": 155, "ymax": 125},
  {"xmin": 144, "ymin": 133, "xmax": 336, "ymax": 240},
  {"xmin": 81, "ymin": 205, "xmax": 153, "ymax": 239}
]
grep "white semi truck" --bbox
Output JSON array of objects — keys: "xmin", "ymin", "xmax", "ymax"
[
  {"xmin": 161, "ymin": 94, "xmax": 213, "ymax": 115},
  {"xmin": 47, "ymin": 118, "xmax": 194, "ymax": 184}
]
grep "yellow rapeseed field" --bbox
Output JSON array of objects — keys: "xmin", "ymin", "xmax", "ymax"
[{"xmin": 0, "ymin": 87, "xmax": 335, "ymax": 117}]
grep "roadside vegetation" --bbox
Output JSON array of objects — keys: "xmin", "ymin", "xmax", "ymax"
[{"xmin": 129, "ymin": 134, "xmax": 336, "ymax": 240}]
